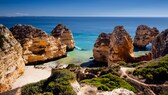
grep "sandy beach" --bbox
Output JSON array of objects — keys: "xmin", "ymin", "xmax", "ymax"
[{"xmin": 12, "ymin": 66, "xmax": 51, "ymax": 89}]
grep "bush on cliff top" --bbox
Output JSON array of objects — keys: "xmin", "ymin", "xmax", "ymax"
[
  {"xmin": 80, "ymin": 73, "xmax": 136, "ymax": 92},
  {"xmin": 133, "ymin": 54, "xmax": 168, "ymax": 81},
  {"xmin": 21, "ymin": 69, "xmax": 76, "ymax": 95}
]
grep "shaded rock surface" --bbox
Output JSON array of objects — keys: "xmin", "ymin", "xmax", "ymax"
[
  {"xmin": 108, "ymin": 26, "xmax": 134, "ymax": 66},
  {"xmin": 152, "ymin": 29, "xmax": 168, "ymax": 58},
  {"xmin": 0, "ymin": 25, "xmax": 25, "ymax": 93},
  {"xmin": 10, "ymin": 24, "xmax": 66, "ymax": 64},
  {"xmin": 93, "ymin": 33, "xmax": 111, "ymax": 63},
  {"xmin": 134, "ymin": 25, "xmax": 159, "ymax": 48},
  {"xmin": 132, "ymin": 52, "xmax": 152, "ymax": 62},
  {"xmin": 51, "ymin": 24, "xmax": 75, "ymax": 51}
]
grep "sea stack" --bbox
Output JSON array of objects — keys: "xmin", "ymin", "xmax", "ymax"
[
  {"xmin": 152, "ymin": 29, "xmax": 168, "ymax": 58},
  {"xmin": 108, "ymin": 26, "xmax": 134, "ymax": 66},
  {"xmin": 0, "ymin": 25, "xmax": 25, "ymax": 92},
  {"xmin": 51, "ymin": 24, "xmax": 75, "ymax": 51},
  {"xmin": 10, "ymin": 24, "xmax": 66, "ymax": 64},
  {"xmin": 133, "ymin": 25, "xmax": 159, "ymax": 49},
  {"xmin": 93, "ymin": 33, "xmax": 111, "ymax": 63}
]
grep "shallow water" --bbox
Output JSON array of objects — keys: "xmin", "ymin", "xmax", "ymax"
[{"xmin": 1, "ymin": 17, "xmax": 168, "ymax": 65}]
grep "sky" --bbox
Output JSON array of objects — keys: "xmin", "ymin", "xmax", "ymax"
[{"xmin": 0, "ymin": 0, "xmax": 168, "ymax": 17}]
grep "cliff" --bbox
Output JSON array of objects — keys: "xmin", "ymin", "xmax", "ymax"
[
  {"xmin": 152, "ymin": 29, "xmax": 168, "ymax": 58},
  {"xmin": 10, "ymin": 24, "xmax": 66, "ymax": 64},
  {"xmin": 0, "ymin": 25, "xmax": 25, "ymax": 92},
  {"xmin": 51, "ymin": 24, "xmax": 75, "ymax": 51},
  {"xmin": 93, "ymin": 33, "xmax": 111, "ymax": 63},
  {"xmin": 108, "ymin": 26, "xmax": 134, "ymax": 66},
  {"xmin": 134, "ymin": 25, "xmax": 159, "ymax": 48}
]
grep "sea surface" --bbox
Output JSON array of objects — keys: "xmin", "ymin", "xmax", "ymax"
[{"xmin": 1, "ymin": 17, "xmax": 168, "ymax": 65}]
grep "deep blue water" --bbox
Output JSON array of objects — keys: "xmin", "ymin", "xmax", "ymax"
[{"xmin": 1, "ymin": 17, "xmax": 168, "ymax": 64}]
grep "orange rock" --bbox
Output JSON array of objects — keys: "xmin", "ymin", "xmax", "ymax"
[
  {"xmin": 10, "ymin": 24, "xmax": 66, "ymax": 64},
  {"xmin": 51, "ymin": 24, "xmax": 75, "ymax": 51},
  {"xmin": 93, "ymin": 33, "xmax": 111, "ymax": 63},
  {"xmin": 108, "ymin": 26, "xmax": 134, "ymax": 66},
  {"xmin": 0, "ymin": 25, "xmax": 25, "ymax": 93},
  {"xmin": 133, "ymin": 25, "xmax": 159, "ymax": 48}
]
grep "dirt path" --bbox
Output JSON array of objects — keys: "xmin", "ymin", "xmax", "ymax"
[{"xmin": 120, "ymin": 66, "xmax": 156, "ymax": 95}]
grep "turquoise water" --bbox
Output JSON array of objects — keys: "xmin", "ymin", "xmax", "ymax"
[{"xmin": 1, "ymin": 17, "xmax": 168, "ymax": 64}]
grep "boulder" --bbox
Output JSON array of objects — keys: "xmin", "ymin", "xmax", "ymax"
[
  {"xmin": 51, "ymin": 24, "xmax": 75, "ymax": 51},
  {"xmin": 0, "ymin": 25, "xmax": 25, "ymax": 92},
  {"xmin": 10, "ymin": 24, "xmax": 66, "ymax": 64},
  {"xmin": 152, "ymin": 29, "xmax": 168, "ymax": 58},
  {"xmin": 133, "ymin": 25, "xmax": 159, "ymax": 48},
  {"xmin": 93, "ymin": 33, "xmax": 111, "ymax": 63},
  {"xmin": 108, "ymin": 26, "xmax": 134, "ymax": 66}
]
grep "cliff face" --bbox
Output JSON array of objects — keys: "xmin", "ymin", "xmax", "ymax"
[
  {"xmin": 10, "ymin": 24, "xmax": 66, "ymax": 64},
  {"xmin": 0, "ymin": 25, "xmax": 25, "ymax": 92},
  {"xmin": 93, "ymin": 26, "xmax": 152, "ymax": 66},
  {"xmin": 108, "ymin": 26, "xmax": 134, "ymax": 66},
  {"xmin": 152, "ymin": 29, "xmax": 168, "ymax": 58},
  {"xmin": 93, "ymin": 33, "xmax": 111, "ymax": 63},
  {"xmin": 51, "ymin": 24, "xmax": 75, "ymax": 51},
  {"xmin": 134, "ymin": 25, "xmax": 159, "ymax": 48}
]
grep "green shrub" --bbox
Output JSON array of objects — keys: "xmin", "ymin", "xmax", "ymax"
[
  {"xmin": 80, "ymin": 74, "xmax": 136, "ymax": 92},
  {"xmin": 22, "ymin": 69, "xmax": 76, "ymax": 95},
  {"xmin": 66, "ymin": 64, "xmax": 80, "ymax": 69},
  {"xmin": 133, "ymin": 54, "xmax": 168, "ymax": 81}
]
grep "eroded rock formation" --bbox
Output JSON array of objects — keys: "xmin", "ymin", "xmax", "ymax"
[
  {"xmin": 0, "ymin": 25, "xmax": 25, "ymax": 92},
  {"xmin": 10, "ymin": 24, "xmax": 66, "ymax": 64},
  {"xmin": 134, "ymin": 25, "xmax": 159, "ymax": 48},
  {"xmin": 108, "ymin": 26, "xmax": 134, "ymax": 66},
  {"xmin": 93, "ymin": 33, "xmax": 111, "ymax": 63},
  {"xmin": 152, "ymin": 29, "xmax": 168, "ymax": 58},
  {"xmin": 51, "ymin": 24, "xmax": 75, "ymax": 51}
]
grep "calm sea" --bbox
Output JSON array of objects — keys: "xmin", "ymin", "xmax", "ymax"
[{"xmin": 1, "ymin": 17, "xmax": 168, "ymax": 65}]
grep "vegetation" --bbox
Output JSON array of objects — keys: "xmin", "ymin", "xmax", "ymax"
[
  {"xmin": 66, "ymin": 64, "xmax": 81, "ymax": 69},
  {"xmin": 117, "ymin": 61, "xmax": 145, "ymax": 68},
  {"xmin": 21, "ymin": 69, "xmax": 76, "ymax": 95},
  {"xmin": 80, "ymin": 73, "xmax": 136, "ymax": 92},
  {"xmin": 85, "ymin": 64, "xmax": 120, "ymax": 77},
  {"xmin": 0, "ymin": 25, "xmax": 5, "ymax": 29},
  {"xmin": 133, "ymin": 54, "xmax": 168, "ymax": 81}
]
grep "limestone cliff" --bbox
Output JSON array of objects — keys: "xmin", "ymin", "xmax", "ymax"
[
  {"xmin": 152, "ymin": 29, "xmax": 168, "ymax": 58},
  {"xmin": 0, "ymin": 25, "xmax": 25, "ymax": 92},
  {"xmin": 10, "ymin": 24, "xmax": 66, "ymax": 64},
  {"xmin": 51, "ymin": 24, "xmax": 75, "ymax": 51},
  {"xmin": 133, "ymin": 25, "xmax": 159, "ymax": 48},
  {"xmin": 93, "ymin": 33, "xmax": 110, "ymax": 63},
  {"xmin": 108, "ymin": 26, "xmax": 134, "ymax": 66}
]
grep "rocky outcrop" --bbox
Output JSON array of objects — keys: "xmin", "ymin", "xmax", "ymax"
[
  {"xmin": 152, "ymin": 29, "xmax": 168, "ymax": 58},
  {"xmin": 0, "ymin": 25, "xmax": 25, "ymax": 93},
  {"xmin": 134, "ymin": 25, "xmax": 159, "ymax": 48},
  {"xmin": 51, "ymin": 24, "xmax": 75, "ymax": 51},
  {"xmin": 108, "ymin": 26, "xmax": 134, "ymax": 66},
  {"xmin": 132, "ymin": 52, "xmax": 152, "ymax": 63},
  {"xmin": 93, "ymin": 33, "xmax": 111, "ymax": 63},
  {"xmin": 93, "ymin": 26, "xmax": 152, "ymax": 66},
  {"xmin": 10, "ymin": 24, "xmax": 66, "ymax": 64}
]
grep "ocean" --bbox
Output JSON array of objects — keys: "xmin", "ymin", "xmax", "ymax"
[{"xmin": 1, "ymin": 17, "xmax": 168, "ymax": 65}]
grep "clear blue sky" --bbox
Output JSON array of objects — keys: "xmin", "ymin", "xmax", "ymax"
[{"xmin": 0, "ymin": 0, "xmax": 167, "ymax": 17}]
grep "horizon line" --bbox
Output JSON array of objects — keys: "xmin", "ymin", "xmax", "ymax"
[{"xmin": 1, "ymin": 15, "xmax": 168, "ymax": 18}]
